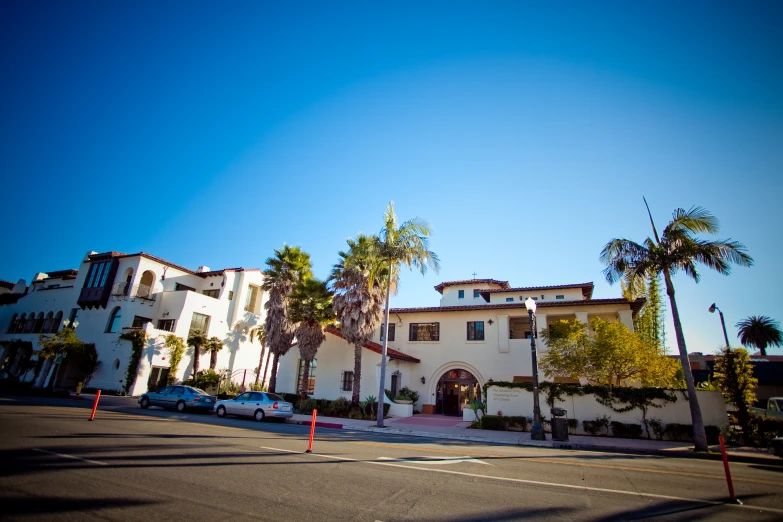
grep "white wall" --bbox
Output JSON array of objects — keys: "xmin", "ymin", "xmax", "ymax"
[{"xmin": 487, "ymin": 287, "xmax": 584, "ymax": 305}]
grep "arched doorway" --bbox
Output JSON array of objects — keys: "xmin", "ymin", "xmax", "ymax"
[
  {"xmin": 138, "ymin": 270, "xmax": 155, "ymax": 299},
  {"xmin": 436, "ymin": 368, "xmax": 480, "ymax": 416}
]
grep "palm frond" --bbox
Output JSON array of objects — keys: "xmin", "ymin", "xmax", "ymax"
[{"xmin": 664, "ymin": 206, "xmax": 719, "ymax": 236}]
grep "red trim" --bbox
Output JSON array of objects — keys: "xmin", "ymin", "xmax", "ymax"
[
  {"xmin": 478, "ymin": 282, "xmax": 595, "ymax": 302},
  {"xmin": 324, "ymin": 327, "xmax": 420, "ymax": 363},
  {"xmin": 391, "ymin": 297, "xmax": 645, "ymax": 316},
  {"xmin": 434, "ymin": 279, "xmax": 510, "ymax": 294}
]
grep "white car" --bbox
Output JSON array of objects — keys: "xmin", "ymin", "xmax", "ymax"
[{"xmin": 214, "ymin": 391, "xmax": 294, "ymax": 421}]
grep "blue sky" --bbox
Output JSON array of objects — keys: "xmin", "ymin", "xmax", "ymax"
[{"xmin": 1, "ymin": 1, "xmax": 781, "ymax": 354}]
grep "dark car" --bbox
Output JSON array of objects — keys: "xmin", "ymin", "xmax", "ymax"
[{"xmin": 138, "ymin": 385, "xmax": 215, "ymax": 412}]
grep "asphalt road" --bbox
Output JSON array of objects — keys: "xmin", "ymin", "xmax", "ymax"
[{"xmin": 1, "ymin": 395, "xmax": 782, "ymax": 521}]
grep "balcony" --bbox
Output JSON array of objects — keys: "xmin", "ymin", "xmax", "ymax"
[{"xmin": 111, "ymin": 282, "xmax": 156, "ymax": 301}]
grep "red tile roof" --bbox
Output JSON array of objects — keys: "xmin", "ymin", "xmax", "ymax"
[
  {"xmin": 324, "ymin": 327, "xmax": 421, "ymax": 363},
  {"xmin": 0, "ymin": 280, "xmax": 15, "ymax": 290},
  {"xmin": 434, "ymin": 279, "xmax": 510, "ymax": 294},
  {"xmin": 478, "ymin": 282, "xmax": 594, "ymax": 301},
  {"xmin": 391, "ymin": 297, "xmax": 645, "ymax": 316}
]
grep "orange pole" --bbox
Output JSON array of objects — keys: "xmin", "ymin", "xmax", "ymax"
[
  {"xmin": 306, "ymin": 409, "xmax": 317, "ymax": 453},
  {"xmin": 719, "ymin": 436, "xmax": 741, "ymax": 504},
  {"xmin": 88, "ymin": 390, "xmax": 101, "ymax": 421}
]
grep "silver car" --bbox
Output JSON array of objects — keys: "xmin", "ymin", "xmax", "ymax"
[
  {"xmin": 138, "ymin": 385, "xmax": 216, "ymax": 412},
  {"xmin": 214, "ymin": 391, "xmax": 294, "ymax": 421}
]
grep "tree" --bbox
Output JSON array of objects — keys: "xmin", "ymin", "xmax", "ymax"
[
  {"xmin": 374, "ymin": 202, "xmax": 440, "ymax": 427},
  {"xmin": 205, "ymin": 336, "xmax": 224, "ymax": 370},
  {"xmin": 735, "ymin": 316, "xmax": 782, "ymax": 357},
  {"xmin": 540, "ymin": 318, "xmax": 678, "ymax": 387},
  {"xmin": 288, "ymin": 278, "xmax": 335, "ymax": 399},
  {"xmin": 600, "ymin": 202, "xmax": 753, "ymax": 451},
  {"xmin": 713, "ymin": 347, "xmax": 757, "ymax": 444},
  {"xmin": 262, "ymin": 245, "xmax": 313, "ymax": 393},
  {"xmin": 187, "ymin": 330, "xmax": 207, "ymax": 379},
  {"xmin": 330, "ymin": 234, "xmax": 389, "ymax": 409},
  {"xmin": 623, "ymin": 274, "xmax": 666, "ymax": 352},
  {"xmin": 250, "ymin": 324, "xmax": 267, "ymax": 386}
]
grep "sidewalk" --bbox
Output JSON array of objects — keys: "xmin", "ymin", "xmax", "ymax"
[{"xmin": 286, "ymin": 413, "xmax": 783, "ymax": 465}]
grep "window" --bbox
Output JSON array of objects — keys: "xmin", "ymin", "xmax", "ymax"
[
  {"xmin": 467, "ymin": 321, "xmax": 485, "ymax": 341},
  {"xmin": 556, "ymin": 295, "xmax": 564, "ymax": 300},
  {"xmin": 391, "ymin": 373, "xmax": 400, "ymax": 397},
  {"xmin": 473, "ymin": 289, "xmax": 480, "ymax": 298},
  {"xmin": 409, "ymin": 322, "xmax": 440, "ymax": 341},
  {"xmin": 175, "ymin": 283, "xmax": 195, "ymax": 292},
  {"xmin": 132, "ymin": 316, "xmax": 152, "ymax": 328},
  {"xmin": 7, "ymin": 314, "xmax": 17, "ymax": 334},
  {"xmin": 189, "ymin": 312, "xmax": 210, "ymax": 336},
  {"xmin": 32, "ymin": 313, "xmax": 45, "ymax": 333},
  {"xmin": 236, "ymin": 392, "xmax": 252, "ymax": 401},
  {"xmin": 42, "ymin": 312, "xmax": 54, "ymax": 333},
  {"xmin": 157, "ymin": 319, "xmax": 175, "ymax": 332},
  {"xmin": 203, "ymin": 289, "xmax": 219, "ymax": 299},
  {"xmin": 380, "ymin": 323, "xmax": 395, "ymax": 342},
  {"xmin": 297, "ymin": 359, "xmax": 316, "ymax": 395},
  {"xmin": 341, "ymin": 371, "xmax": 354, "ymax": 392},
  {"xmin": 228, "ymin": 291, "xmax": 234, "ymax": 301},
  {"xmin": 458, "ymin": 290, "xmax": 465, "ymax": 299},
  {"xmin": 113, "ymin": 359, "xmax": 120, "ymax": 370},
  {"xmin": 24, "ymin": 313, "xmax": 35, "ymax": 333},
  {"xmin": 266, "ymin": 393, "xmax": 284, "ymax": 402},
  {"xmin": 107, "ymin": 307, "xmax": 122, "ymax": 333},
  {"xmin": 85, "ymin": 261, "xmax": 111, "ymax": 289},
  {"xmin": 506, "ymin": 297, "xmax": 514, "ymax": 302},
  {"xmin": 52, "ymin": 311, "xmax": 63, "ymax": 333},
  {"xmin": 245, "ymin": 285, "xmax": 260, "ymax": 312},
  {"xmin": 524, "ymin": 330, "xmax": 537, "ymax": 339}
]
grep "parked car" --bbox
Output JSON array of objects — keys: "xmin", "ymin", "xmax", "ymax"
[
  {"xmin": 138, "ymin": 385, "xmax": 216, "ymax": 412},
  {"xmin": 750, "ymin": 397, "xmax": 783, "ymax": 419},
  {"xmin": 214, "ymin": 391, "xmax": 293, "ymax": 421}
]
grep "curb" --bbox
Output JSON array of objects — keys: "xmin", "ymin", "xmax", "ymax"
[{"xmin": 293, "ymin": 420, "xmax": 345, "ymax": 430}]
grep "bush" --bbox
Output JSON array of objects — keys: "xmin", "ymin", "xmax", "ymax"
[
  {"xmin": 583, "ymin": 415, "xmax": 611, "ymax": 436},
  {"xmin": 748, "ymin": 416, "xmax": 783, "ymax": 446},
  {"xmin": 507, "ymin": 416, "xmax": 529, "ymax": 432},
  {"xmin": 663, "ymin": 423, "xmax": 692, "ymax": 442},
  {"xmin": 567, "ymin": 418, "xmax": 578, "ymax": 434},
  {"xmin": 481, "ymin": 415, "xmax": 508, "ymax": 431},
  {"xmin": 610, "ymin": 421, "xmax": 643, "ymax": 439},
  {"xmin": 282, "ymin": 393, "xmax": 300, "ymax": 407},
  {"xmin": 326, "ymin": 397, "xmax": 351, "ymax": 417},
  {"xmin": 397, "ymin": 386, "xmax": 420, "ymax": 406},
  {"xmin": 705, "ymin": 425, "xmax": 721, "ymax": 445},
  {"xmin": 299, "ymin": 398, "xmax": 317, "ymax": 414},
  {"xmin": 647, "ymin": 417, "xmax": 664, "ymax": 440}
]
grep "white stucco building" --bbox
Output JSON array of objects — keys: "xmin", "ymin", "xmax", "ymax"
[
  {"xmin": 276, "ymin": 278, "xmax": 643, "ymax": 416},
  {"xmin": 0, "ymin": 250, "xmax": 268, "ymax": 395}
]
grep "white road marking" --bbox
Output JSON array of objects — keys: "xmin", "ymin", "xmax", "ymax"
[
  {"xmin": 258, "ymin": 445, "xmax": 783, "ymax": 515},
  {"xmin": 377, "ymin": 456, "xmax": 491, "ymax": 466},
  {"xmin": 32, "ymin": 448, "xmax": 108, "ymax": 466}
]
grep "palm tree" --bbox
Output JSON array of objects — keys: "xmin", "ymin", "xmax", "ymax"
[
  {"xmin": 187, "ymin": 330, "xmax": 207, "ymax": 379},
  {"xmin": 250, "ymin": 324, "xmax": 267, "ymax": 386},
  {"xmin": 600, "ymin": 202, "xmax": 753, "ymax": 452},
  {"xmin": 374, "ymin": 202, "xmax": 440, "ymax": 427},
  {"xmin": 329, "ymin": 235, "xmax": 389, "ymax": 409},
  {"xmin": 736, "ymin": 316, "xmax": 782, "ymax": 356},
  {"xmin": 206, "ymin": 336, "xmax": 224, "ymax": 370},
  {"xmin": 289, "ymin": 278, "xmax": 335, "ymax": 399},
  {"xmin": 262, "ymin": 245, "xmax": 313, "ymax": 393}
]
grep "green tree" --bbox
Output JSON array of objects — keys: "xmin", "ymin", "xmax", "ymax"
[
  {"xmin": 373, "ymin": 202, "xmax": 440, "ymax": 427},
  {"xmin": 163, "ymin": 334, "xmax": 185, "ymax": 385},
  {"xmin": 262, "ymin": 244, "xmax": 313, "ymax": 393},
  {"xmin": 713, "ymin": 347, "xmax": 757, "ymax": 444},
  {"xmin": 288, "ymin": 278, "xmax": 335, "ymax": 399},
  {"xmin": 205, "ymin": 336, "xmax": 224, "ymax": 370},
  {"xmin": 623, "ymin": 274, "xmax": 667, "ymax": 352},
  {"xmin": 330, "ymin": 234, "xmax": 389, "ymax": 409},
  {"xmin": 187, "ymin": 330, "xmax": 207, "ymax": 379},
  {"xmin": 735, "ymin": 316, "xmax": 782, "ymax": 357},
  {"xmin": 250, "ymin": 324, "xmax": 267, "ymax": 386},
  {"xmin": 600, "ymin": 202, "xmax": 753, "ymax": 451},
  {"xmin": 39, "ymin": 327, "xmax": 99, "ymax": 388}
]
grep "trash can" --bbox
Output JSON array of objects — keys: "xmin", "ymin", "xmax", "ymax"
[
  {"xmin": 76, "ymin": 382, "xmax": 83, "ymax": 395},
  {"xmin": 550, "ymin": 407, "xmax": 569, "ymax": 442}
]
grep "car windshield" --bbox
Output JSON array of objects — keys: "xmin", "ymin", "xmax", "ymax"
[
  {"xmin": 188, "ymin": 387, "xmax": 209, "ymax": 395},
  {"xmin": 774, "ymin": 399, "xmax": 783, "ymax": 411},
  {"xmin": 266, "ymin": 393, "xmax": 285, "ymax": 402}
]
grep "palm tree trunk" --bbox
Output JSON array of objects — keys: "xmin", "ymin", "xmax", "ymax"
[
  {"xmin": 209, "ymin": 350, "xmax": 218, "ymax": 370},
  {"xmin": 352, "ymin": 343, "xmax": 362, "ymax": 409},
  {"xmin": 663, "ymin": 269, "xmax": 708, "ymax": 452},
  {"xmin": 299, "ymin": 358, "xmax": 311, "ymax": 399},
  {"xmin": 255, "ymin": 342, "xmax": 267, "ymax": 385},
  {"xmin": 377, "ymin": 265, "xmax": 392, "ymax": 427},
  {"xmin": 262, "ymin": 350, "xmax": 272, "ymax": 388},
  {"xmin": 268, "ymin": 352, "xmax": 280, "ymax": 393},
  {"xmin": 193, "ymin": 347, "xmax": 201, "ymax": 378}
]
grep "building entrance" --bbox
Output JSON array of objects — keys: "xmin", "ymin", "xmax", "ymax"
[{"xmin": 435, "ymin": 369, "xmax": 480, "ymax": 416}]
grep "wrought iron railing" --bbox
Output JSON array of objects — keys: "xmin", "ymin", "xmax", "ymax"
[{"xmin": 111, "ymin": 282, "xmax": 155, "ymax": 301}]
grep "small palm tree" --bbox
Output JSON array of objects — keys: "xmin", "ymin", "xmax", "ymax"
[
  {"xmin": 374, "ymin": 202, "xmax": 440, "ymax": 427},
  {"xmin": 736, "ymin": 316, "xmax": 782, "ymax": 356},
  {"xmin": 262, "ymin": 245, "xmax": 313, "ymax": 393},
  {"xmin": 187, "ymin": 330, "xmax": 208, "ymax": 379},
  {"xmin": 600, "ymin": 202, "xmax": 753, "ymax": 452},
  {"xmin": 250, "ymin": 324, "xmax": 267, "ymax": 386},
  {"xmin": 289, "ymin": 278, "xmax": 335, "ymax": 399},
  {"xmin": 205, "ymin": 336, "xmax": 224, "ymax": 370}
]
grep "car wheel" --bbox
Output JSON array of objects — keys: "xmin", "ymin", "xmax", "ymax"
[
  {"xmin": 140, "ymin": 397, "xmax": 150, "ymax": 409},
  {"xmin": 254, "ymin": 409, "xmax": 265, "ymax": 422},
  {"xmin": 216, "ymin": 406, "xmax": 226, "ymax": 418},
  {"xmin": 176, "ymin": 401, "xmax": 186, "ymax": 413}
]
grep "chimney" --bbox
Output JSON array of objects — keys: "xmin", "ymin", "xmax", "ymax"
[{"xmin": 197, "ymin": 266, "xmax": 211, "ymax": 273}]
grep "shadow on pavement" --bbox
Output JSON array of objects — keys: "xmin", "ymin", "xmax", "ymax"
[{"xmin": 0, "ymin": 495, "xmax": 160, "ymax": 515}]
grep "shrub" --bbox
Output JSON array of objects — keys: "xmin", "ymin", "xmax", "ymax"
[
  {"xmin": 282, "ymin": 393, "xmax": 300, "ymax": 407},
  {"xmin": 705, "ymin": 425, "xmax": 721, "ymax": 445},
  {"xmin": 610, "ymin": 421, "xmax": 643, "ymax": 439},
  {"xmin": 326, "ymin": 397, "xmax": 351, "ymax": 417},
  {"xmin": 567, "ymin": 418, "xmax": 578, "ymax": 434},
  {"xmin": 397, "ymin": 386, "xmax": 420, "ymax": 406},
  {"xmin": 481, "ymin": 415, "xmax": 508, "ymax": 431},
  {"xmin": 583, "ymin": 415, "xmax": 611, "ymax": 436},
  {"xmin": 647, "ymin": 417, "xmax": 664, "ymax": 440},
  {"xmin": 748, "ymin": 416, "xmax": 783, "ymax": 446},
  {"xmin": 663, "ymin": 423, "xmax": 692, "ymax": 442},
  {"xmin": 299, "ymin": 398, "xmax": 317, "ymax": 414},
  {"xmin": 507, "ymin": 416, "xmax": 529, "ymax": 432}
]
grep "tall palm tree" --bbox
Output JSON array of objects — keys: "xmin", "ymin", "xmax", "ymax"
[
  {"xmin": 330, "ymin": 234, "xmax": 390, "ymax": 409},
  {"xmin": 262, "ymin": 245, "xmax": 313, "ymax": 393},
  {"xmin": 736, "ymin": 316, "xmax": 782, "ymax": 356},
  {"xmin": 250, "ymin": 324, "xmax": 267, "ymax": 386},
  {"xmin": 374, "ymin": 202, "xmax": 440, "ymax": 427},
  {"xmin": 600, "ymin": 202, "xmax": 753, "ymax": 452},
  {"xmin": 289, "ymin": 278, "xmax": 335, "ymax": 399},
  {"xmin": 187, "ymin": 330, "xmax": 207, "ymax": 379},
  {"xmin": 206, "ymin": 336, "xmax": 224, "ymax": 370}
]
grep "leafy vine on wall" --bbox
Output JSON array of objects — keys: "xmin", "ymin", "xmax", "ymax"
[{"xmin": 119, "ymin": 329, "xmax": 148, "ymax": 394}]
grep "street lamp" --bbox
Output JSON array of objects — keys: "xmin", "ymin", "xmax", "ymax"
[
  {"xmin": 708, "ymin": 303, "xmax": 731, "ymax": 349},
  {"xmin": 525, "ymin": 297, "xmax": 546, "ymax": 441}
]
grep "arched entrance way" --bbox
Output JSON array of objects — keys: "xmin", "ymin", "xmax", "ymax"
[{"xmin": 436, "ymin": 369, "xmax": 480, "ymax": 416}]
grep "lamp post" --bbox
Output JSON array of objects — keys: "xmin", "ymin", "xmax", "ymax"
[
  {"xmin": 708, "ymin": 303, "xmax": 731, "ymax": 349},
  {"xmin": 525, "ymin": 297, "xmax": 546, "ymax": 441}
]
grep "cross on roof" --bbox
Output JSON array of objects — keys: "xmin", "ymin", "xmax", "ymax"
[{"xmin": 471, "ymin": 272, "xmax": 478, "ymax": 279}]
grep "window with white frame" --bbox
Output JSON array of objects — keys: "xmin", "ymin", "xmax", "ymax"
[{"xmin": 189, "ymin": 312, "xmax": 210, "ymax": 336}]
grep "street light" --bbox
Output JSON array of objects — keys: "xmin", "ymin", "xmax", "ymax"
[
  {"xmin": 708, "ymin": 303, "xmax": 731, "ymax": 349},
  {"xmin": 525, "ymin": 297, "xmax": 546, "ymax": 441}
]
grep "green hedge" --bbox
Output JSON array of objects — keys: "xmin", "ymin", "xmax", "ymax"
[
  {"xmin": 478, "ymin": 415, "xmax": 530, "ymax": 431},
  {"xmin": 610, "ymin": 421, "xmax": 643, "ymax": 439},
  {"xmin": 749, "ymin": 416, "xmax": 783, "ymax": 446}
]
